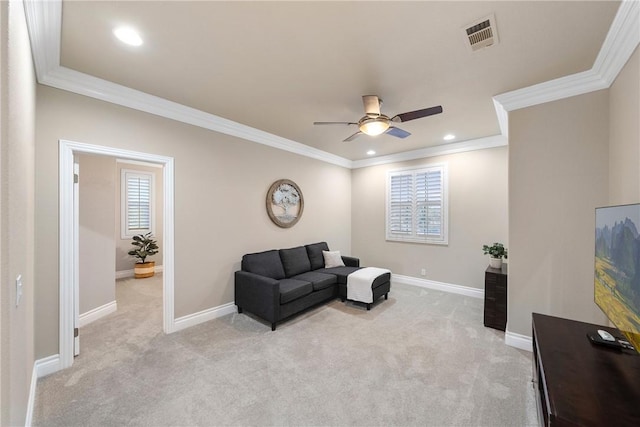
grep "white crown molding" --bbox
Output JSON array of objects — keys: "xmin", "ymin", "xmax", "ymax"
[
  {"xmin": 44, "ymin": 66, "xmax": 354, "ymax": 169},
  {"xmin": 23, "ymin": 0, "xmax": 60, "ymax": 81},
  {"xmin": 24, "ymin": 0, "xmax": 639, "ymax": 170},
  {"xmin": 593, "ymin": 0, "xmax": 640, "ymax": 87},
  {"xmin": 493, "ymin": 0, "xmax": 639, "ymax": 115},
  {"xmin": 352, "ymin": 135, "xmax": 507, "ymax": 169}
]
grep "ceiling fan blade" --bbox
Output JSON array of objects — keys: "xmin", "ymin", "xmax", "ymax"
[
  {"xmin": 343, "ymin": 131, "xmax": 363, "ymax": 142},
  {"xmin": 391, "ymin": 105, "xmax": 443, "ymax": 122},
  {"xmin": 362, "ymin": 95, "xmax": 381, "ymax": 117},
  {"xmin": 386, "ymin": 126, "xmax": 411, "ymax": 139},
  {"xmin": 313, "ymin": 121, "xmax": 357, "ymax": 126}
]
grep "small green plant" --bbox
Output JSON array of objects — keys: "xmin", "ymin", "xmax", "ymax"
[
  {"xmin": 128, "ymin": 232, "xmax": 159, "ymax": 264},
  {"xmin": 483, "ymin": 242, "xmax": 508, "ymax": 259}
]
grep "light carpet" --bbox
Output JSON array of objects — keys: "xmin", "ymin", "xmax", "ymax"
[{"xmin": 33, "ymin": 275, "xmax": 537, "ymax": 426}]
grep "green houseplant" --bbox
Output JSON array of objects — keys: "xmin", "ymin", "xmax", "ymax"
[
  {"xmin": 128, "ymin": 232, "xmax": 159, "ymax": 278},
  {"xmin": 482, "ymin": 242, "xmax": 508, "ymax": 269}
]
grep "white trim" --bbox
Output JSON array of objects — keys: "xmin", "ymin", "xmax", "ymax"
[
  {"xmin": 78, "ymin": 301, "xmax": 117, "ymax": 327},
  {"xmin": 493, "ymin": 69, "xmax": 607, "ymax": 113},
  {"xmin": 505, "ymin": 330, "xmax": 533, "ymax": 352},
  {"xmin": 392, "ymin": 274, "xmax": 484, "ymax": 299},
  {"xmin": 25, "ymin": 364, "xmax": 37, "ymax": 427},
  {"xmin": 25, "ymin": 354, "xmax": 64, "ymax": 426},
  {"xmin": 116, "ymin": 158, "xmax": 163, "ymax": 169},
  {"xmin": 493, "ymin": 0, "xmax": 640, "ymax": 115},
  {"xmin": 592, "ymin": 0, "xmax": 640, "ymax": 87},
  {"xmin": 173, "ymin": 302, "xmax": 237, "ymax": 332},
  {"xmin": 22, "ymin": 0, "xmax": 60, "ymax": 81},
  {"xmin": 35, "ymin": 354, "xmax": 61, "ymax": 378},
  {"xmin": 23, "ymin": 0, "xmax": 640, "ymax": 170},
  {"xmin": 60, "ymin": 139, "xmax": 176, "ymax": 371},
  {"xmin": 115, "ymin": 265, "xmax": 164, "ymax": 280},
  {"xmin": 352, "ymin": 135, "xmax": 507, "ymax": 169}
]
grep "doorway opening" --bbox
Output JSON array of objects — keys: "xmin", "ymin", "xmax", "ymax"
[{"xmin": 59, "ymin": 139, "xmax": 175, "ymax": 370}]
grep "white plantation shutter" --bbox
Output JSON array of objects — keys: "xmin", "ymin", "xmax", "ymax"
[
  {"xmin": 386, "ymin": 164, "xmax": 447, "ymax": 244},
  {"xmin": 122, "ymin": 170, "xmax": 154, "ymax": 237}
]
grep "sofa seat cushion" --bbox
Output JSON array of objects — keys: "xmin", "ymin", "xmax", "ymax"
[
  {"xmin": 279, "ymin": 246, "xmax": 312, "ymax": 277},
  {"xmin": 305, "ymin": 242, "xmax": 330, "ymax": 270},
  {"xmin": 315, "ymin": 266, "xmax": 361, "ymax": 284},
  {"xmin": 291, "ymin": 271, "xmax": 337, "ymax": 291},
  {"xmin": 242, "ymin": 250, "xmax": 285, "ymax": 280},
  {"xmin": 279, "ymin": 279, "xmax": 313, "ymax": 304}
]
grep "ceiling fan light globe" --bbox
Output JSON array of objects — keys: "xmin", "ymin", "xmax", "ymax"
[{"xmin": 359, "ymin": 118, "xmax": 390, "ymax": 136}]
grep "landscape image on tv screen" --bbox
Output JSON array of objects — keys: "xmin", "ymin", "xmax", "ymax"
[{"xmin": 595, "ymin": 203, "xmax": 640, "ymax": 352}]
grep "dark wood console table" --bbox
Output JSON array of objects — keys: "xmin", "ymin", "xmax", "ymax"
[{"xmin": 532, "ymin": 313, "xmax": 640, "ymax": 426}]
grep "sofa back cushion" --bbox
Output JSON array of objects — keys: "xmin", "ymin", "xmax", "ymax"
[
  {"xmin": 305, "ymin": 242, "xmax": 330, "ymax": 270},
  {"xmin": 279, "ymin": 246, "xmax": 312, "ymax": 277},
  {"xmin": 241, "ymin": 250, "xmax": 285, "ymax": 280}
]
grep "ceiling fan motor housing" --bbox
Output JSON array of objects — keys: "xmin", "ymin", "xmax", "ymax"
[{"xmin": 363, "ymin": 95, "xmax": 383, "ymax": 117}]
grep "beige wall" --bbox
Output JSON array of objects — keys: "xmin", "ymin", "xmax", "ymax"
[
  {"xmin": 78, "ymin": 154, "xmax": 116, "ymax": 314},
  {"xmin": 115, "ymin": 161, "xmax": 164, "ymax": 272},
  {"xmin": 609, "ymin": 47, "xmax": 639, "ymax": 206},
  {"xmin": 35, "ymin": 85, "xmax": 352, "ymax": 358},
  {"xmin": 0, "ymin": 0, "xmax": 36, "ymax": 425},
  {"xmin": 508, "ymin": 90, "xmax": 610, "ymax": 337},
  {"xmin": 352, "ymin": 147, "xmax": 508, "ymax": 288}
]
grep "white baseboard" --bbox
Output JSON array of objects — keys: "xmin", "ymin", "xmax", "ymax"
[
  {"xmin": 79, "ymin": 300, "xmax": 117, "ymax": 327},
  {"xmin": 25, "ymin": 363, "xmax": 38, "ymax": 427},
  {"xmin": 505, "ymin": 330, "xmax": 533, "ymax": 352},
  {"xmin": 392, "ymin": 274, "xmax": 484, "ymax": 299},
  {"xmin": 26, "ymin": 355, "xmax": 62, "ymax": 426},
  {"xmin": 173, "ymin": 302, "xmax": 237, "ymax": 332},
  {"xmin": 116, "ymin": 265, "xmax": 164, "ymax": 279},
  {"xmin": 35, "ymin": 354, "xmax": 61, "ymax": 378}
]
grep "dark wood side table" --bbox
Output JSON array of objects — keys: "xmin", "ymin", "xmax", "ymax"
[
  {"xmin": 484, "ymin": 264, "xmax": 507, "ymax": 331},
  {"xmin": 532, "ymin": 313, "xmax": 640, "ymax": 426}
]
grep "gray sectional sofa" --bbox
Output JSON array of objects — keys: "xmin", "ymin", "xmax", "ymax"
[{"xmin": 234, "ymin": 242, "xmax": 391, "ymax": 330}]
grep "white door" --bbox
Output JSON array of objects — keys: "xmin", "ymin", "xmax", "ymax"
[{"xmin": 73, "ymin": 160, "xmax": 80, "ymax": 356}]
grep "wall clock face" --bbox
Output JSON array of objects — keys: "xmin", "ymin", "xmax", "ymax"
[{"xmin": 266, "ymin": 179, "xmax": 304, "ymax": 228}]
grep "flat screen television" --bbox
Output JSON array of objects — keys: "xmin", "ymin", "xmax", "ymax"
[{"xmin": 594, "ymin": 203, "xmax": 640, "ymax": 353}]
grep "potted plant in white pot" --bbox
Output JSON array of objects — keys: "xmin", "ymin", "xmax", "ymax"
[
  {"xmin": 128, "ymin": 232, "xmax": 159, "ymax": 278},
  {"xmin": 483, "ymin": 242, "xmax": 508, "ymax": 269}
]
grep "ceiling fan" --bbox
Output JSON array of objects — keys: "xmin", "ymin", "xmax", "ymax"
[{"xmin": 313, "ymin": 95, "xmax": 443, "ymax": 142}]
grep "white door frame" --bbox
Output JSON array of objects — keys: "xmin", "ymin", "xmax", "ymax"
[{"xmin": 59, "ymin": 139, "xmax": 175, "ymax": 369}]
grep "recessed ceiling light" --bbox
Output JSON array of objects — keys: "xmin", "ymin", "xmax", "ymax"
[
  {"xmin": 443, "ymin": 134, "xmax": 456, "ymax": 141},
  {"xmin": 113, "ymin": 27, "xmax": 143, "ymax": 47},
  {"xmin": 366, "ymin": 150, "xmax": 376, "ymax": 156}
]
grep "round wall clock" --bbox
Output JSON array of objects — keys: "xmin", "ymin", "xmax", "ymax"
[{"xmin": 266, "ymin": 179, "xmax": 304, "ymax": 228}]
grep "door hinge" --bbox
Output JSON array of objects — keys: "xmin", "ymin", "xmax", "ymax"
[
  {"xmin": 74, "ymin": 327, "xmax": 79, "ymax": 338},
  {"xmin": 74, "ymin": 173, "xmax": 79, "ymax": 184}
]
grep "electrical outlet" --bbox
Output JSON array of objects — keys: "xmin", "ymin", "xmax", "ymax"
[
  {"xmin": 421, "ymin": 268, "xmax": 426, "ymax": 276},
  {"xmin": 16, "ymin": 274, "xmax": 23, "ymax": 307}
]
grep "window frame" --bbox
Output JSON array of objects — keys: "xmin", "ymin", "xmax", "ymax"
[
  {"xmin": 385, "ymin": 163, "xmax": 449, "ymax": 245},
  {"xmin": 121, "ymin": 169, "xmax": 155, "ymax": 239}
]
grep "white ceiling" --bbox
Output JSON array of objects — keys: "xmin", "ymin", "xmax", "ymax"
[{"xmin": 57, "ymin": 1, "xmax": 620, "ymax": 161}]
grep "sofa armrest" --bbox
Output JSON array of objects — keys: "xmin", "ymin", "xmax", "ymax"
[
  {"xmin": 234, "ymin": 271, "xmax": 280, "ymax": 323},
  {"xmin": 342, "ymin": 256, "xmax": 360, "ymax": 267}
]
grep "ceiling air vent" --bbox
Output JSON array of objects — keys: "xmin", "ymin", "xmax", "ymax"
[{"xmin": 463, "ymin": 14, "xmax": 498, "ymax": 52}]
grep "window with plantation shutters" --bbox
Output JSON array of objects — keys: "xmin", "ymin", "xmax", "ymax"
[
  {"xmin": 121, "ymin": 170, "xmax": 154, "ymax": 238},
  {"xmin": 386, "ymin": 164, "xmax": 448, "ymax": 244}
]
